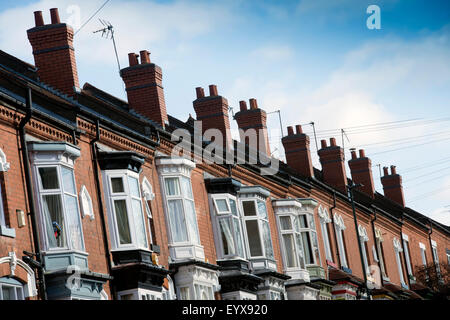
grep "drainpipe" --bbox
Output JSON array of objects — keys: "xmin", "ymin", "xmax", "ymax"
[
  {"xmin": 329, "ymin": 191, "xmax": 341, "ymax": 269},
  {"xmin": 348, "ymin": 184, "xmax": 370, "ymax": 299},
  {"xmin": 91, "ymin": 120, "xmax": 115, "ymax": 299},
  {"xmin": 399, "ymin": 212, "xmax": 411, "ymax": 289},
  {"xmin": 18, "ymin": 87, "xmax": 47, "ymax": 300},
  {"xmin": 370, "ymin": 207, "xmax": 384, "ymax": 288}
]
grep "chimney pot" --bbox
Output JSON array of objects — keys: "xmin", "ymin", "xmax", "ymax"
[
  {"xmin": 295, "ymin": 125, "xmax": 303, "ymax": 134},
  {"xmin": 330, "ymin": 137, "xmax": 337, "ymax": 146},
  {"xmin": 351, "ymin": 150, "xmax": 357, "ymax": 159},
  {"xmin": 209, "ymin": 84, "xmax": 218, "ymax": 96},
  {"xmin": 383, "ymin": 167, "xmax": 389, "ymax": 176},
  {"xmin": 196, "ymin": 87, "xmax": 205, "ymax": 99},
  {"xmin": 34, "ymin": 11, "xmax": 44, "ymax": 27},
  {"xmin": 249, "ymin": 98, "xmax": 258, "ymax": 110},
  {"xmin": 359, "ymin": 149, "xmax": 365, "ymax": 158},
  {"xmin": 50, "ymin": 8, "xmax": 60, "ymax": 24},
  {"xmin": 287, "ymin": 126, "xmax": 294, "ymax": 136},
  {"xmin": 321, "ymin": 139, "xmax": 327, "ymax": 149},
  {"xmin": 128, "ymin": 53, "xmax": 139, "ymax": 66},
  {"xmin": 391, "ymin": 165, "xmax": 397, "ymax": 175},
  {"xmin": 140, "ymin": 50, "xmax": 151, "ymax": 64},
  {"xmin": 239, "ymin": 101, "xmax": 247, "ymax": 111}
]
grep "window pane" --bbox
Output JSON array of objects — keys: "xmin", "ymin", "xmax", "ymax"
[
  {"xmin": 257, "ymin": 200, "xmax": 268, "ymax": 219},
  {"xmin": 181, "ymin": 176, "xmax": 193, "ymax": 198},
  {"xmin": 311, "ymin": 231, "xmax": 320, "ymax": 265},
  {"xmin": 1, "ymin": 286, "xmax": 13, "ymax": 300},
  {"xmin": 185, "ymin": 200, "xmax": 200, "ymax": 244},
  {"xmin": 132, "ymin": 199, "xmax": 148, "ymax": 248},
  {"xmin": 229, "ymin": 199, "xmax": 238, "ymax": 216},
  {"xmin": 279, "ymin": 216, "xmax": 292, "ymax": 230},
  {"xmin": 302, "ymin": 232, "xmax": 314, "ymax": 264},
  {"xmin": 64, "ymin": 195, "xmax": 84, "ymax": 251},
  {"xmin": 299, "ymin": 215, "xmax": 308, "ymax": 228},
  {"xmin": 128, "ymin": 176, "xmax": 140, "ymax": 198},
  {"xmin": 262, "ymin": 220, "xmax": 274, "ymax": 259},
  {"xmin": 219, "ymin": 218, "xmax": 235, "ymax": 255},
  {"xmin": 114, "ymin": 199, "xmax": 132, "ymax": 244},
  {"xmin": 42, "ymin": 194, "xmax": 65, "ymax": 248},
  {"xmin": 245, "ymin": 220, "xmax": 263, "ymax": 256},
  {"xmin": 232, "ymin": 217, "xmax": 245, "ymax": 258},
  {"xmin": 111, "ymin": 177, "xmax": 124, "ymax": 193},
  {"xmin": 165, "ymin": 178, "xmax": 181, "ymax": 196},
  {"xmin": 294, "ymin": 216, "xmax": 301, "ymax": 232},
  {"xmin": 215, "ymin": 199, "xmax": 229, "ymax": 213},
  {"xmin": 167, "ymin": 199, "xmax": 188, "ymax": 242},
  {"xmin": 283, "ymin": 234, "xmax": 298, "ymax": 268},
  {"xmin": 242, "ymin": 201, "xmax": 257, "ymax": 216},
  {"xmin": 39, "ymin": 167, "xmax": 59, "ymax": 190},
  {"xmin": 61, "ymin": 167, "xmax": 76, "ymax": 194}
]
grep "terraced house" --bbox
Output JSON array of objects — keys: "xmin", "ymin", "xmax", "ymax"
[{"xmin": 0, "ymin": 8, "xmax": 448, "ymax": 300}]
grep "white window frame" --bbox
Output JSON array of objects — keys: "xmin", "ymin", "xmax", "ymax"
[
  {"xmin": 103, "ymin": 169, "xmax": 149, "ymax": 251},
  {"xmin": 298, "ymin": 211, "xmax": 321, "ymax": 267},
  {"xmin": 419, "ymin": 242, "xmax": 427, "ymax": 267},
  {"xmin": 402, "ymin": 233, "xmax": 413, "ymax": 278},
  {"xmin": 334, "ymin": 213, "xmax": 348, "ymax": 269},
  {"xmin": 431, "ymin": 240, "xmax": 441, "ymax": 278},
  {"xmin": 375, "ymin": 228, "xmax": 388, "ymax": 279},
  {"xmin": 210, "ymin": 193, "xmax": 246, "ymax": 260},
  {"xmin": 33, "ymin": 163, "xmax": 85, "ymax": 252},
  {"xmin": 277, "ymin": 213, "xmax": 306, "ymax": 270},
  {"xmin": 358, "ymin": 225, "xmax": 370, "ymax": 275},
  {"xmin": 393, "ymin": 237, "xmax": 407, "ymax": 287},
  {"xmin": 0, "ymin": 182, "xmax": 5, "ymax": 227},
  {"xmin": 318, "ymin": 206, "xmax": 333, "ymax": 263},
  {"xmin": 239, "ymin": 197, "xmax": 274, "ymax": 261},
  {"xmin": 0, "ymin": 280, "xmax": 24, "ymax": 300}
]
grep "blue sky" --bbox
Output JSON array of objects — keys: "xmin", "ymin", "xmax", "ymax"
[{"xmin": 1, "ymin": 0, "xmax": 449, "ymax": 224}]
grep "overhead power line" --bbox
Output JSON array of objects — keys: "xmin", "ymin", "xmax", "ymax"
[{"xmin": 74, "ymin": 0, "xmax": 111, "ymax": 36}]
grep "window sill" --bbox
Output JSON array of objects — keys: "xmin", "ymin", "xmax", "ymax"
[{"xmin": 0, "ymin": 225, "xmax": 16, "ymax": 238}]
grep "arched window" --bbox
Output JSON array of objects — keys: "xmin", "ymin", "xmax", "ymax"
[
  {"xmin": 333, "ymin": 213, "xmax": 348, "ymax": 268},
  {"xmin": 318, "ymin": 206, "xmax": 333, "ymax": 262}
]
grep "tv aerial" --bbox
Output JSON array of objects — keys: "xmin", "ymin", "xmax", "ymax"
[{"xmin": 93, "ymin": 19, "xmax": 121, "ymax": 73}]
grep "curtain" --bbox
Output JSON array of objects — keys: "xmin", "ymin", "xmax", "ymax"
[
  {"xmin": 232, "ymin": 217, "xmax": 245, "ymax": 258},
  {"xmin": 295, "ymin": 234, "xmax": 305, "ymax": 269},
  {"xmin": 61, "ymin": 167, "xmax": 75, "ymax": 194},
  {"xmin": 132, "ymin": 199, "xmax": 148, "ymax": 248},
  {"xmin": 184, "ymin": 200, "xmax": 200, "ymax": 244},
  {"xmin": 42, "ymin": 194, "xmax": 63, "ymax": 248},
  {"xmin": 279, "ymin": 216, "xmax": 292, "ymax": 231},
  {"xmin": 64, "ymin": 194, "xmax": 84, "ymax": 251},
  {"xmin": 257, "ymin": 200, "xmax": 268, "ymax": 219},
  {"xmin": 219, "ymin": 218, "xmax": 235, "ymax": 255},
  {"xmin": 165, "ymin": 178, "xmax": 180, "ymax": 196},
  {"xmin": 167, "ymin": 199, "xmax": 187, "ymax": 243},
  {"xmin": 180, "ymin": 177, "xmax": 193, "ymax": 199},
  {"xmin": 229, "ymin": 198, "xmax": 238, "ymax": 217},
  {"xmin": 283, "ymin": 234, "xmax": 297, "ymax": 268},
  {"xmin": 114, "ymin": 199, "xmax": 132, "ymax": 244},
  {"xmin": 215, "ymin": 199, "xmax": 229, "ymax": 213},
  {"xmin": 262, "ymin": 220, "xmax": 274, "ymax": 259},
  {"xmin": 128, "ymin": 176, "xmax": 140, "ymax": 197}
]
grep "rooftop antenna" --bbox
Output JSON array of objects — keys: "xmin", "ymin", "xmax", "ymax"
[
  {"xmin": 267, "ymin": 110, "xmax": 284, "ymax": 138},
  {"xmin": 309, "ymin": 122, "xmax": 319, "ymax": 153},
  {"xmin": 93, "ymin": 19, "xmax": 121, "ymax": 74}
]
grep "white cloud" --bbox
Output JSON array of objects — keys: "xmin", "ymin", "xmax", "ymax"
[
  {"xmin": 428, "ymin": 207, "xmax": 450, "ymax": 226},
  {"xmin": 251, "ymin": 45, "xmax": 294, "ymax": 61}
]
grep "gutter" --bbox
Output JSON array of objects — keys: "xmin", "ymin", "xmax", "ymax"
[{"xmin": 18, "ymin": 87, "xmax": 47, "ymax": 300}]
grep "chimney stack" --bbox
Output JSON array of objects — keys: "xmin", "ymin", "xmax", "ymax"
[
  {"xmin": 282, "ymin": 124, "xmax": 314, "ymax": 178},
  {"xmin": 27, "ymin": 8, "xmax": 80, "ymax": 97},
  {"xmin": 193, "ymin": 85, "xmax": 232, "ymax": 149},
  {"xmin": 234, "ymin": 98, "xmax": 271, "ymax": 156},
  {"xmin": 381, "ymin": 165, "xmax": 405, "ymax": 207},
  {"xmin": 318, "ymin": 138, "xmax": 347, "ymax": 193},
  {"xmin": 348, "ymin": 149, "xmax": 375, "ymax": 198},
  {"xmin": 120, "ymin": 50, "xmax": 168, "ymax": 128}
]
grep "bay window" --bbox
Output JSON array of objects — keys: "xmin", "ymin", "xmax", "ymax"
[
  {"xmin": 103, "ymin": 170, "xmax": 148, "ymax": 250},
  {"xmin": 374, "ymin": 227, "xmax": 388, "ymax": 279},
  {"xmin": 0, "ymin": 278, "xmax": 24, "ymax": 300},
  {"xmin": 402, "ymin": 233, "xmax": 414, "ymax": 280},
  {"xmin": 273, "ymin": 199, "xmax": 309, "ymax": 281},
  {"xmin": 333, "ymin": 213, "xmax": 348, "ymax": 269},
  {"xmin": 393, "ymin": 237, "xmax": 407, "ymax": 287},
  {"xmin": 238, "ymin": 186, "xmax": 276, "ymax": 270},
  {"xmin": 156, "ymin": 157, "xmax": 204, "ymax": 261},
  {"xmin": 298, "ymin": 211, "xmax": 320, "ymax": 266},
  {"xmin": 319, "ymin": 206, "xmax": 333, "ymax": 263},
  {"xmin": 210, "ymin": 194, "xmax": 246, "ymax": 259},
  {"xmin": 29, "ymin": 142, "xmax": 85, "ymax": 253},
  {"xmin": 358, "ymin": 225, "xmax": 370, "ymax": 276}
]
